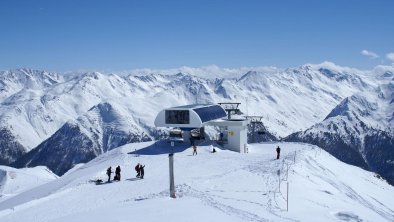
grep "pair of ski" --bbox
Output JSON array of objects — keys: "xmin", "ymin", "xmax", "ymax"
[{"xmin": 90, "ymin": 179, "xmax": 121, "ymax": 185}]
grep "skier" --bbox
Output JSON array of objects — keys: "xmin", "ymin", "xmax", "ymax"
[
  {"xmin": 210, "ymin": 145, "xmax": 216, "ymax": 153},
  {"xmin": 276, "ymin": 146, "xmax": 281, "ymax": 160},
  {"xmin": 115, "ymin": 165, "xmax": 121, "ymax": 181},
  {"xmin": 106, "ymin": 166, "xmax": 112, "ymax": 182},
  {"xmin": 135, "ymin": 163, "xmax": 141, "ymax": 178},
  {"xmin": 140, "ymin": 164, "xmax": 145, "ymax": 179},
  {"xmin": 192, "ymin": 144, "xmax": 197, "ymax": 155}
]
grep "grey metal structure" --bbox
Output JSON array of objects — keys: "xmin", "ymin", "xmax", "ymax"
[
  {"xmin": 245, "ymin": 116, "xmax": 266, "ymax": 143},
  {"xmin": 218, "ymin": 102, "xmax": 242, "ymax": 119},
  {"xmin": 169, "ymin": 153, "xmax": 176, "ymax": 198}
]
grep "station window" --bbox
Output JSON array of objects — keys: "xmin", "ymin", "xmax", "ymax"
[{"xmin": 165, "ymin": 110, "xmax": 190, "ymax": 124}]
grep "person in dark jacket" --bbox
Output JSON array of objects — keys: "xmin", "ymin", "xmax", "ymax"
[
  {"xmin": 135, "ymin": 163, "xmax": 141, "ymax": 178},
  {"xmin": 115, "ymin": 166, "xmax": 121, "ymax": 181},
  {"xmin": 106, "ymin": 166, "xmax": 112, "ymax": 182},
  {"xmin": 276, "ymin": 146, "xmax": 281, "ymax": 159},
  {"xmin": 192, "ymin": 144, "xmax": 197, "ymax": 156},
  {"xmin": 140, "ymin": 165, "xmax": 145, "ymax": 179}
]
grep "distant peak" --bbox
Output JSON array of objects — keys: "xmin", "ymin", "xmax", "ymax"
[
  {"xmin": 238, "ymin": 70, "xmax": 259, "ymax": 81},
  {"xmin": 84, "ymin": 72, "xmax": 103, "ymax": 79},
  {"xmin": 88, "ymin": 102, "xmax": 113, "ymax": 112}
]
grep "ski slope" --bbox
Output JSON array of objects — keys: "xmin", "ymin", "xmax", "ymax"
[
  {"xmin": 0, "ymin": 142, "xmax": 393, "ymax": 222},
  {"xmin": 0, "ymin": 166, "xmax": 58, "ymax": 202}
]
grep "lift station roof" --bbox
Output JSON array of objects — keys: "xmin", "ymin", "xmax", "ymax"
[{"xmin": 154, "ymin": 104, "xmax": 227, "ymax": 128}]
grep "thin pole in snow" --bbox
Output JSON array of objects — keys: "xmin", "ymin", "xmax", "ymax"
[
  {"xmin": 287, "ymin": 182, "xmax": 289, "ymax": 211},
  {"xmin": 294, "ymin": 151, "xmax": 296, "ymax": 163},
  {"xmin": 286, "ymin": 163, "xmax": 289, "ymax": 181},
  {"xmin": 169, "ymin": 147, "xmax": 176, "ymax": 198},
  {"xmin": 277, "ymin": 169, "xmax": 281, "ymax": 192}
]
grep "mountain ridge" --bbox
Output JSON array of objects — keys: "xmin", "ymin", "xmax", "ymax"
[{"xmin": 1, "ymin": 62, "xmax": 393, "ymax": 181}]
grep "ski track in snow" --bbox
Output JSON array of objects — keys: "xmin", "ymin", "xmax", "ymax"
[{"xmin": 126, "ymin": 183, "xmax": 273, "ymax": 222}]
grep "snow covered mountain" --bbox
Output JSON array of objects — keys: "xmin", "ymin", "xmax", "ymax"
[
  {"xmin": 0, "ymin": 63, "xmax": 393, "ymax": 180},
  {"xmin": 13, "ymin": 102, "xmax": 152, "ymax": 175},
  {"xmin": 0, "ymin": 68, "xmax": 63, "ymax": 101},
  {"xmin": 0, "ymin": 128, "xmax": 25, "ymax": 165},
  {"xmin": 0, "ymin": 142, "xmax": 393, "ymax": 222},
  {"xmin": 285, "ymin": 70, "xmax": 394, "ymax": 184}
]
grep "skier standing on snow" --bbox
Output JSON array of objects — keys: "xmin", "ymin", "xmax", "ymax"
[
  {"xmin": 135, "ymin": 163, "xmax": 141, "ymax": 178},
  {"xmin": 276, "ymin": 146, "xmax": 281, "ymax": 159},
  {"xmin": 192, "ymin": 144, "xmax": 197, "ymax": 155},
  {"xmin": 115, "ymin": 165, "xmax": 121, "ymax": 181},
  {"xmin": 140, "ymin": 165, "xmax": 145, "ymax": 179},
  {"xmin": 106, "ymin": 166, "xmax": 112, "ymax": 182}
]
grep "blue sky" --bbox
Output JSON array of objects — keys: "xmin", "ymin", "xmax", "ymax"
[{"xmin": 0, "ymin": 0, "xmax": 393, "ymax": 71}]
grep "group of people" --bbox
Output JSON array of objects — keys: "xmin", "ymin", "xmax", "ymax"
[
  {"xmin": 106, "ymin": 166, "xmax": 121, "ymax": 182},
  {"xmin": 104, "ymin": 145, "xmax": 281, "ymax": 183},
  {"xmin": 191, "ymin": 144, "xmax": 217, "ymax": 155},
  {"xmin": 105, "ymin": 163, "xmax": 145, "ymax": 182}
]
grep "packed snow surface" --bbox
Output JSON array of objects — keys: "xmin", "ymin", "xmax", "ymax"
[
  {"xmin": 0, "ymin": 166, "xmax": 58, "ymax": 202},
  {"xmin": 0, "ymin": 142, "xmax": 393, "ymax": 222}
]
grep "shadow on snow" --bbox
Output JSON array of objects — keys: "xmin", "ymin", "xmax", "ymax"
[{"xmin": 127, "ymin": 140, "xmax": 190, "ymax": 156}]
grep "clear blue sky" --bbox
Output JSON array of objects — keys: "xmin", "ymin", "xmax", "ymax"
[{"xmin": 0, "ymin": 0, "xmax": 393, "ymax": 71}]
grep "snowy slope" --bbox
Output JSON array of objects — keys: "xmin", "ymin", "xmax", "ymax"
[
  {"xmin": 0, "ymin": 165, "xmax": 58, "ymax": 202},
  {"xmin": 285, "ymin": 72, "xmax": 394, "ymax": 184},
  {"xmin": 13, "ymin": 102, "xmax": 152, "ymax": 175},
  {"xmin": 0, "ymin": 128, "xmax": 25, "ymax": 165},
  {"xmin": 75, "ymin": 102, "xmax": 152, "ymax": 152},
  {"xmin": 0, "ymin": 142, "xmax": 393, "ymax": 222},
  {"xmin": 0, "ymin": 71, "xmax": 137, "ymax": 151},
  {"xmin": 0, "ymin": 68, "xmax": 62, "ymax": 101}
]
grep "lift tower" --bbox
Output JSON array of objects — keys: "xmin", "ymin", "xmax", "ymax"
[
  {"xmin": 218, "ymin": 102, "xmax": 242, "ymax": 119},
  {"xmin": 245, "ymin": 116, "xmax": 266, "ymax": 143}
]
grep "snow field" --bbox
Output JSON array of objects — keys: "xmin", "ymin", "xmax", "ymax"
[
  {"xmin": 0, "ymin": 166, "xmax": 58, "ymax": 202},
  {"xmin": 0, "ymin": 142, "xmax": 393, "ymax": 222}
]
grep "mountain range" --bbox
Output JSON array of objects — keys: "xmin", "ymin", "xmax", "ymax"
[{"xmin": 0, "ymin": 62, "xmax": 393, "ymax": 183}]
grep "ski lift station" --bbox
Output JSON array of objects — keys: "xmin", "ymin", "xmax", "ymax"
[{"xmin": 154, "ymin": 104, "xmax": 249, "ymax": 153}]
